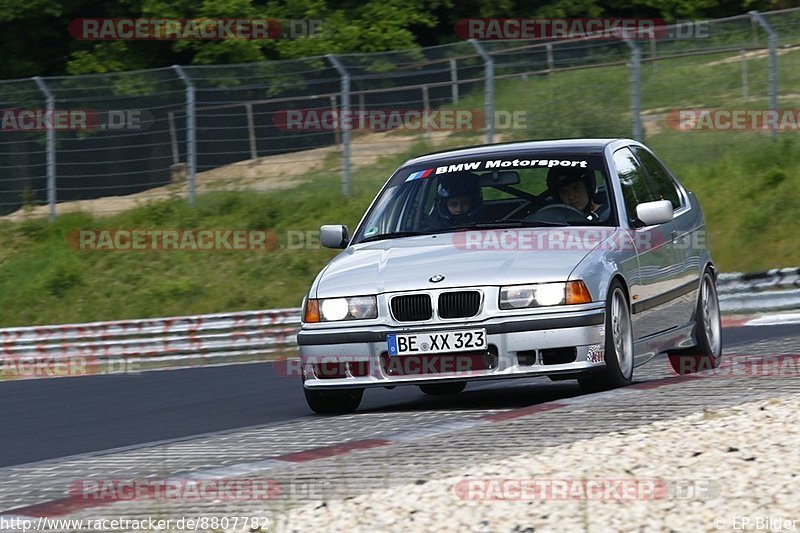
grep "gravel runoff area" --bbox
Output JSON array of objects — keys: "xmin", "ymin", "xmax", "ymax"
[{"xmin": 275, "ymin": 394, "xmax": 799, "ymax": 532}]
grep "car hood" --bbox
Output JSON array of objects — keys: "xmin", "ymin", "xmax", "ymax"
[{"xmin": 313, "ymin": 228, "xmax": 614, "ymax": 297}]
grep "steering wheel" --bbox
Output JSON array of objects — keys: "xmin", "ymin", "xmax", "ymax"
[
  {"xmin": 525, "ymin": 203, "xmax": 589, "ymax": 224},
  {"xmin": 500, "ymin": 200, "xmax": 535, "ymax": 221}
]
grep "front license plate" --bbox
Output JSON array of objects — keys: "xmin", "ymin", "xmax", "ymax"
[{"xmin": 387, "ymin": 329, "xmax": 487, "ymax": 356}]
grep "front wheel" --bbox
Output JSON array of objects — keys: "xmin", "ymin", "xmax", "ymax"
[
  {"xmin": 578, "ymin": 281, "xmax": 634, "ymax": 393},
  {"xmin": 304, "ymin": 387, "xmax": 363, "ymax": 415},
  {"xmin": 668, "ymin": 270, "xmax": 722, "ymax": 375}
]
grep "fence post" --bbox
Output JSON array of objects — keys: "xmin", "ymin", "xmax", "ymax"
[
  {"xmin": 422, "ymin": 85, "xmax": 431, "ymax": 139},
  {"xmin": 622, "ymin": 36, "xmax": 643, "ymax": 142},
  {"xmin": 469, "ymin": 40, "xmax": 494, "ymax": 144},
  {"xmin": 449, "ymin": 58, "xmax": 459, "ymax": 104},
  {"xmin": 172, "ymin": 65, "xmax": 197, "ymax": 205},
  {"xmin": 327, "ymin": 54, "xmax": 351, "ymax": 196},
  {"xmin": 245, "ymin": 103, "xmax": 257, "ymax": 160},
  {"xmin": 168, "ymin": 112, "xmax": 180, "ymax": 165},
  {"xmin": 329, "ymin": 95, "xmax": 341, "ymax": 146},
  {"xmin": 649, "ymin": 39, "xmax": 657, "ymax": 69},
  {"xmin": 33, "ymin": 76, "xmax": 56, "ymax": 222},
  {"xmin": 740, "ymin": 50, "xmax": 749, "ymax": 99},
  {"xmin": 358, "ymin": 92, "xmax": 366, "ymax": 128},
  {"xmin": 749, "ymin": 11, "xmax": 778, "ymax": 140}
]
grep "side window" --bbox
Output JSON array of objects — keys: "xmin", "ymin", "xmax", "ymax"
[
  {"xmin": 612, "ymin": 147, "xmax": 656, "ymax": 222},
  {"xmin": 632, "ymin": 147, "xmax": 682, "ymax": 209}
]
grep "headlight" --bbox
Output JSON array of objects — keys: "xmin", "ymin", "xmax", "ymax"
[
  {"xmin": 304, "ymin": 295, "xmax": 378, "ymax": 322},
  {"xmin": 499, "ymin": 281, "xmax": 592, "ymax": 309}
]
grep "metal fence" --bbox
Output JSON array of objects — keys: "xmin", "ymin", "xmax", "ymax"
[{"xmin": 1, "ymin": 9, "xmax": 799, "ymax": 220}]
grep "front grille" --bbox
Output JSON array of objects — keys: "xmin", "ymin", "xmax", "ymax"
[
  {"xmin": 438, "ymin": 291, "xmax": 481, "ymax": 319},
  {"xmin": 391, "ymin": 294, "xmax": 432, "ymax": 321}
]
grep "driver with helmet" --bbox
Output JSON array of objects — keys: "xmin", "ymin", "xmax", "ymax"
[
  {"xmin": 546, "ymin": 166, "xmax": 608, "ymax": 222},
  {"xmin": 427, "ymin": 172, "xmax": 484, "ymax": 229}
]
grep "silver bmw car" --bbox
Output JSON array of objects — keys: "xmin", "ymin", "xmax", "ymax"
[{"xmin": 297, "ymin": 139, "xmax": 722, "ymax": 414}]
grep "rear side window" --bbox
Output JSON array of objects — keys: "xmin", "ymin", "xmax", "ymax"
[
  {"xmin": 613, "ymin": 147, "xmax": 656, "ymax": 222},
  {"xmin": 632, "ymin": 147, "xmax": 682, "ymax": 209}
]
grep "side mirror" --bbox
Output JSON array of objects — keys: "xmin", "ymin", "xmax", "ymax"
[
  {"xmin": 320, "ymin": 224, "xmax": 349, "ymax": 249},
  {"xmin": 635, "ymin": 200, "xmax": 673, "ymax": 226}
]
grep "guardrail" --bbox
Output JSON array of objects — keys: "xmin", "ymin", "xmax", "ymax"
[
  {"xmin": 717, "ymin": 267, "xmax": 800, "ymax": 293},
  {"xmin": 0, "ymin": 270, "xmax": 796, "ymax": 373},
  {"xmin": 717, "ymin": 267, "xmax": 800, "ymax": 314},
  {"xmin": 0, "ymin": 309, "xmax": 299, "ymax": 369}
]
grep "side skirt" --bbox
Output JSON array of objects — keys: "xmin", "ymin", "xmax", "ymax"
[{"xmin": 633, "ymin": 322, "xmax": 695, "ymax": 367}]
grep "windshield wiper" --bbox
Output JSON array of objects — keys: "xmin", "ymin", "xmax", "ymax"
[
  {"xmin": 447, "ymin": 221, "xmax": 572, "ymax": 231},
  {"xmin": 446, "ymin": 222, "xmax": 525, "ymax": 231},
  {"xmin": 518, "ymin": 220, "xmax": 571, "ymax": 227},
  {"xmin": 359, "ymin": 231, "xmax": 431, "ymax": 243}
]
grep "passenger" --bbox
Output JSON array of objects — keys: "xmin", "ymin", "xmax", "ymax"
[{"xmin": 546, "ymin": 167, "xmax": 608, "ymax": 222}]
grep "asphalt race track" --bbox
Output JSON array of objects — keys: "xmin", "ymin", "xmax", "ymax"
[
  {"xmin": 1, "ymin": 324, "xmax": 796, "ymax": 468},
  {"xmin": 0, "ymin": 322, "xmax": 797, "ymax": 527}
]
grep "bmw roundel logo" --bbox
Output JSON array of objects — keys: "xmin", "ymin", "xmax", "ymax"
[{"xmin": 429, "ymin": 274, "xmax": 445, "ymax": 283}]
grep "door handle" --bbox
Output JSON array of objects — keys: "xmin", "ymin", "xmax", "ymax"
[{"xmin": 671, "ymin": 230, "xmax": 679, "ymax": 242}]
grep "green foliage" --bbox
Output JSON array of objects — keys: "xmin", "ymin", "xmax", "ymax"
[
  {"xmin": 1, "ymin": 0, "xmax": 794, "ymax": 79},
  {"xmin": 648, "ymin": 134, "xmax": 800, "ymax": 272},
  {"xmin": 41, "ymin": 258, "xmax": 84, "ymax": 297},
  {"xmin": 0, "ymin": 0, "xmax": 62, "ymax": 21}
]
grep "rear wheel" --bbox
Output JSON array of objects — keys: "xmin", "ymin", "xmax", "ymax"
[
  {"xmin": 668, "ymin": 270, "xmax": 722, "ymax": 374},
  {"xmin": 419, "ymin": 382, "xmax": 467, "ymax": 395},
  {"xmin": 303, "ymin": 387, "xmax": 363, "ymax": 415},
  {"xmin": 578, "ymin": 281, "xmax": 634, "ymax": 393}
]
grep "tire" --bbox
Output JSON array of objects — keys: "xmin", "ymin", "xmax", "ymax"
[
  {"xmin": 578, "ymin": 281, "xmax": 634, "ymax": 393},
  {"xmin": 419, "ymin": 382, "xmax": 467, "ymax": 395},
  {"xmin": 303, "ymin": 387, "xmax": 363, "ymax": 415},
  {"xmin": 668, "ymin": 270, "xmax": 722, "ymax": 375}
]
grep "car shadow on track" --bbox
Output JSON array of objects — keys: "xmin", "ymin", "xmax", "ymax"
[
  {"xmin": 354, "ymin": 378, "xmax": 588, "ymax": 414},
  {"xmin": 350, "ymin": 355, "xmax": 677, "ymax": 416}
]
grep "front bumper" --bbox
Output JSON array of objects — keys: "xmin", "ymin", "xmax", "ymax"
[{"xmin": 298, "ymin": 307, "xmax": 607, "ymax": 389}]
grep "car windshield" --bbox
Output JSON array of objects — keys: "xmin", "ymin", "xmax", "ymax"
[{"xmin": 353, "ymin": 153, "xmax": 615, "ymax": 244}]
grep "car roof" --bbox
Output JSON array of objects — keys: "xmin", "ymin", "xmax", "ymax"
[{"xmin": 404, "ymin": 138, "xmax": 626, "ymax": 166}]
